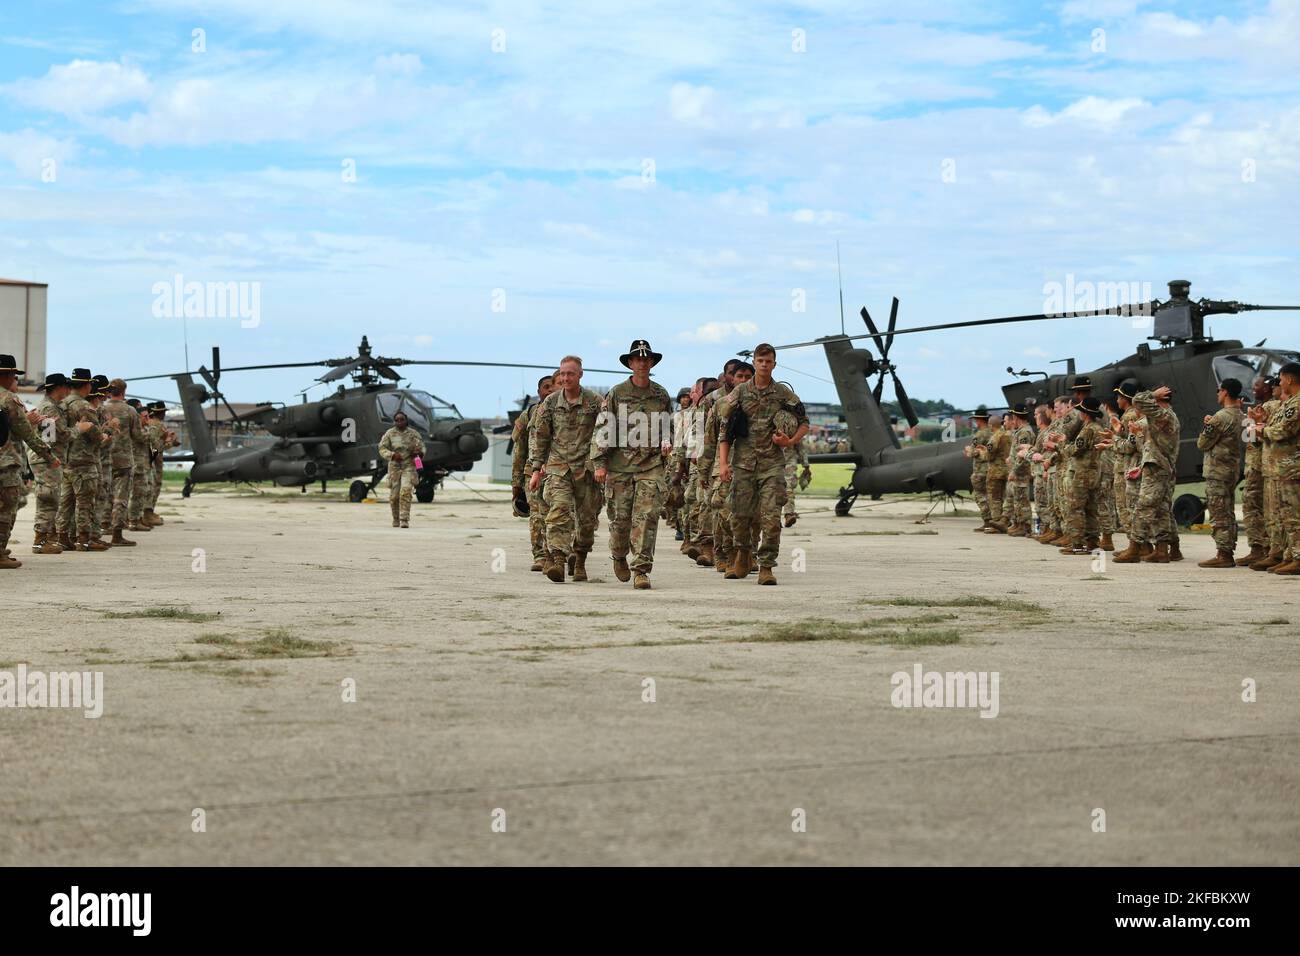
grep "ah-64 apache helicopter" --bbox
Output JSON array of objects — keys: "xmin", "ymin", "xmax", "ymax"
[
  {"xmin": 773, "ymin": 279, "xmax": 1300, "ymax": 524},
  {"xmin": 132, "ymin": 336, "xmax": 623, "ymax": 502}
]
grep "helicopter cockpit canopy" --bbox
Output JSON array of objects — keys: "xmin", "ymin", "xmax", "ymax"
[
  {"xmin": 1211, "ymin": 350, "xmax": 1300, "ymax": 398},
  {"xmin": 375, "ymin": 389, "xmax": 463, "ymax": 433}
]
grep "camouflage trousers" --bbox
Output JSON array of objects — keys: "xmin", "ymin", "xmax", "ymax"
[
  {"xmin": 782, "ymin": 460, "xmax": 799, "ymax": 519},
  {"xmin": 1264, "ymin": 476, "xmax": 1290, "ymax": 558},
  {"xmin": 1241, "ymin": 467, "xmax": 1265, "ymax": 549},
  {"xmin": 730, "ymin": 467, "xmax": 786, "ymax": 569},
  {"xmin": 151, "ymin": 460, "xmax": 164, "ymax": 509},
  {"xmin": 57, "ymin": 466, "xmax": 99, "ymax": 536},
  {"xmin": 130, "ymin": 455, "xmax": 151, "ymax": 523},
  {"xmin": 678, "ymin": 469, "xmax": 697, "ymax": 540},
  {"xmin": 1033, "ymin": 472, "xmax": 1050, "ymax": 530},
  {"xmin": 108, "ymin": 465, "xmax": 133, "ymax": 530},
  {"xmin": 1112, "ymin": 463, "xmax": 1131, "ymax": 537},
  {"xmin": 0, "ymin": 467, "xmax": 26, "ymax": 555},
  {"xmin": 1134, "ymin": 464, "xmax": 1174, "ymax": 545},
  {"xmin": 1065, "ymin": 469, "xmax": 1101, "ymax": 544},
  {"xmin": 1204, "ymin": 477, "xmax": 1238, "ymax": 552},
  {"xmin": 31, "ymin": 461, "xmax": 62, "ymax": 533},
  {"xmin": 709, "ymin": 476, "xmax": 733, "ymax": 562},
  {"xmin": 1124, "ymin": 474, "xmax": 1141, "ymax": 537},
  {"xmin": 1098, "ymin": 465, "xmax": 1116, "ymax": 534},
  {"xmin": 542, "ymin": 469, "xmax": 599, "ymax": 557},
  {"xmin": 1051, "ymin": 466, "xmax": 1067, "ymax": 531},
  {"xmin": 690, "ymin": 470, "xmax": 713, "ymax": 548},
  {"xmin": 987, "ymin": 476, "xmax": 1007, "ymax": 524},
  {"xmin": 94, "ymin": 456, "xmax": 112, "ymax": 535},
  {"xmin": 387, "ymin": 462, "xmax": 417, "ymax": 523},
  {"xmin": 1006, "ymin": 478, "xmax": 1032, "ymax": 528},
  {"xmin": 971, "ymin": 471, "xmax": 990, "ymax": 523},
  {"xmin": 604, "ymin": 469, "xmax": 665, "ymax": 573},
  {"xmin": 527, "ymin": 483, "xmax": 549, "ymax": 560},
  {"xmin": 1280, "ymin": 479, "xmax": 1300, "ymax": 557}
]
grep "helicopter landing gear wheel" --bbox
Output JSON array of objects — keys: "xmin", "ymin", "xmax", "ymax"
[
  {"xmin": 348, "ymin": 480, "xmax": 368, "ymax": 503},
  {"xmin": 182, "ymin": 479, "xmax": 193, "ymax": 499},
  {"xmin": 834, "ymin": 492, "xmax": 857, "ymax": 517},
  {"xmin": 415, "ymin": 478, "xmax": 435, "ymax": 504},
  {"xmin": 1173, "ymin": 493, "xmax": 1205, "ymax": 528}
]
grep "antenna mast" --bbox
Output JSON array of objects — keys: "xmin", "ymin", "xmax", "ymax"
[{"xmin": 836, "ymin": 241, "xmax": 846, "ymax": 337}]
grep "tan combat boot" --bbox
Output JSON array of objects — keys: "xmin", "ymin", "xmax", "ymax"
[
  {"xmin": 572, "ymin": 552, "xmax": 588, "ymax": 582},
  {"xmin": 679, "ymin": 538, "xmax": 691, "ymax": 555},
  {"xmin": 758, "ymin": 566, "xmax": 777, "ymax": 585},
  {"xmin": 530, "ymin": 557, "xmax": 545, "ymax": 572},
  {"xmin": 633, "ymin": 572, "xmax": 651, "ymax": 590},
  {"xmin": 58, "ymin": 531, "xmax": 74, "ymax": 550},
  {"xmin": 33, "ymin": 532, "xmax": 63, "ymax": 555},
  {"xmin": 87, "ymin": 533, "xmax": 110, "ymax": 551},
  {"xmin": 144, "ymin": 509, "xmax": 163, "ymax": 526},
  {"xmin": 546, "ymin": 552, "xmax": 566, "ymax": 583},
  {"xmin": 696, "ymin": 543, "xmax": 714, "ymax": 567},
  {"xmin": 1250, "ymin": 551, "xmax": 1283, "ymax": 571},
  {"xmin": 0, "ymin": 553, "xmax": 21, "ymax": 569},
  {"xmin": 612, "ymin": 556, "xmax": 631, "ymax": 582},
  {"xmin": 1198, "ymin": 549, "xmax": 1237, "ymax": 569},
  {"xmin": 783, "ymin": 514, "xmax": 797, "ymax": 528},
  {"xmin": 972, "ymin": 522, "xmax": 990, "ymax": 533},
  {"xmin": 1236, "ymin": 544, "xmax": 1267, "ymax": 567},
  {"xmin": 1271, "ymin": 559, "xmax": 1300, "ymax": 575},
  {"xmin": 1168, "ymin": 540, "xmax": 1184, "ymax": 562},
  {"xmin": 1142, "ymin": 542, "xmax": 1170, "ymax": 563},
  {"xmin": 111, "ymin": 528, "xmax": 137, "ymax": 547},
  {"xmin": 1112, "ymin": 540, "xmax": 1138, "ymax": 562},
  {"xmin": 1038, "ymin": 530, "xmax": 1060, "ymax": 544},
  {"xmin": 1099, "ymin": 533, "xmax": 1114, "ymax": 552},
  {"xmin": 715, "ymin": 551, "xmax": 730, "ymax": 573},
  {"xmin": 685, "ymin": 543, "xmax": 702, "ymax": 561},
  {"xmin": 1113, "ymin": 541, "xmax": 1146, "ymax": 563},
  {"xmin": 725, "ymin": 549, "xmax": 749, "ymax": 579},
  {"xmin": 129, "ymin": 520, "xmax": 152, "ymax": 532}
]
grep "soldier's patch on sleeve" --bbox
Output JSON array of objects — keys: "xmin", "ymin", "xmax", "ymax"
[
  {"xmin": 1287, "ymin": 407, "xmax": 1296, "ymax": 420},
  {"xmin": 1074, "ymin": 437, "xmax": 1086, "ymax": 451}
]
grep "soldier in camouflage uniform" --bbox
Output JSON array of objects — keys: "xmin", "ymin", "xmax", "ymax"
[
  {"xmin": 1238, "ymin": 376, "xmax": 1274, "ymax": 565},
  {"xmin": 966, "ymin": 408, "xmax": 992, "ymax": 530},
  {"xmin": 1249, "ymin": 376, "xmax": 1290, "ymax": 570},
  {"xmin": 1052, "ymin": 397, "xmax": 1106, "ymax": 554},
  {"xmin": 1097, "ymin": 404, "xmax": 1117, "ymax": 551},
  {"xmin": 511, "ymin": 374, "xmax": 555, "ymax": 570},
  {"xmin": 1, "ymin": 354, "xmax": 59, "ymax": 569},
  {"xmin": 592, "ymin": 340, "xmax": 672, "ymax": 589},
  {"xmin": 144, "ymin": 401, "xmax": 174, "ymax": 525},
  {"xmin": 1116, "ymin": 385, "xmax": 1179, "ymax": 563},
  {"xmin": 528, "ymin": 356, "xmax": 603, "ymax": 583},
  {"xmin": 56, "ymin": 369, "xmax": 108, "ymax": 551},
  {"xmin": 687, "ymin": 364, "xmax": 736, "ymax": 562},
  {"xmin": 101, "ymin": 379, "xmax": 144, "ymax": 547},
  {"xmin": 664, "ymin": 388, "xmax": 692, "ymax": 534},
  {"xmin": 90, "ymin": 375, "xmax": 114, "ymax": 545},
  {"xmin": 1030, "ymin": 405, "xmax": 1053, "ymax": 536},
  {"xmin": 124, "ymin": 399, "xmax": 152, "ymax": 533},
  {"xmin": 29, "ymin": 372, "xmax": 72, "ymax": 554},
  {"xmin": 984, "ymin": 414, "xmax": 1011, "ymax": 532},
  {"xmin": 1108, "ymin": 382, "xmax": 1143, "ymax": 555},
  {"xmin": 699, "ymin": 365, "xmax": 752, "ymax": 575},
  {"xmin": 378, "ymin": 411, "xmax": 427, "ymax": 528},
  {"xmin": 1003, "ymin": 404, "xmax": 1034, "ymax": 536},
  {"xmin": 716, "ymin": 344, "xmax": 809, "ymax": 585},
  {"xmin": 1260, "ymin": 362, "xmax": 1300, "ymax": 575},
  {"xmin": 1195, "ymin": 378, "xmax": 1245, "ymax": 567},
  {"xmin": 782, "ymin": 431, "xmax": 811, "ymax": 528}
]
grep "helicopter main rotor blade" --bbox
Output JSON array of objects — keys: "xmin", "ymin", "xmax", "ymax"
[
  {"xmin": 884, "ymin": 297, "xmax": 899, "ymax": 357},
  {"xmin": 891, "ymin": 370, "xmax": 920, "ymax": 428},
  {"xmin": 396, "ymin": 360, "xmax": 628, "ymax": 375},
  {"xmin": 859, "ymin": 306, "xmax": 888, "ymax": 357}
]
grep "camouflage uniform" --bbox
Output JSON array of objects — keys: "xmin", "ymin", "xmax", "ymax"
[
  {"xmin": 93, "ymin": 402, "xmax": 113, "ymax": 538},
  {"xmin": 1261, "ymin": 393, "xmax": 1300, "ymax": 565},
  {"xmin": 1112, "ymin": 407, "xmax": 1143, "ymax": 540},
  {"xmin": 1132, "ymin": 392, "xmax": 1179, "ymax": 546},
  {"xmin": 101, "ymin": 397, "xmax": 143, "ymax": 533},
  {"xmin": 29, "ymin": 393, "xmax": 70, "ymax": 536},
  {"xmin": 1031, "ymin": 425, "xmax": 1052, "ymax": 532},
  {"xmin": 782, "ymin": 441, "xmax": 809, "ymax": 522},
  {"xmin": 1196, "ymin": 404, "xmax": 1244, "ymax": 553},
  {"xmin": 511, "ymin": 404, "xmax": 547, "ymax": 561},
  {"xmin": 1006, "ymin": 422, "xmax": 1034, "ymax": 531},
  {"xmin": 592, "ymin": 378, "xmax": 672, "ymax": 574},
  {"xmin": 1060, "ymin": 418, "xmax": 1105, "ymax": 547},
  {"xmin": 1098, "ymin": 445, "xmax": 1116, "ymax": 537},
  {"xmin": 1259, "ymin": 399, "xmax": 1291, "ymax": 562},
  {"xmin": 969, "ymin": 428, "xmax": 991, "ymax": 525},
  {"xmin": 378, "ymin": 425, "xmax": 426, "ymax": 525},
  {"xmin": 128, "ymin": 413, "xmax": 151, "ymax": 526},
  {"xmin": 717, "ymin": 380, "xmax": 808, "ymax": 570},
  {"xmin": 690, "ymin": 388, "xmax": 723, "ymax": 553},
  {"xmin": 57, "ymin": 393, "xmax": 104, "ymax": 539},
  {"xmin": 146, "ymin": 418, "xmax": 170, "ymax": 513},
  {"xmin": 697, "ymin": 393, "xmax": 734, "ymax": 569},
  {"xmin": 985, "ymin": 426, "xmax": 1010, "ymax": 526},
  {"xmin": 1241, "ymin": 411, "xmax": 1267, "ymax": 551},
  {"xmin": 1, "ymin": 386, "xmax": 56, "ymax": 561},
  {"xmin": 529, "ymin": 387, "xmax": 603, "ymax": 560}
]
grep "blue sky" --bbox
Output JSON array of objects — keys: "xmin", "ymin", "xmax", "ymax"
[{"xmin": 2, "ymin": 0, "xmax": 1298, "ymax": 416}]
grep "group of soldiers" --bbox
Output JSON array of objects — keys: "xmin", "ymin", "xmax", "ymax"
[
  {"xmin": 966, "ymin": 362, "xmax": 1300, "ymax": 575},
  {"xmin": 509, "ymin": 340, "xmax": 810, "ymax": 588},
  {"xmin": 0, "ymin": 357, "xmax": 178, "ymax": 569}
]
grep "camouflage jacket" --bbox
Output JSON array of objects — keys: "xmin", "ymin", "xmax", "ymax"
[
  {"xmin": 1031, "ymin": 425, "xmax": 1052, "ymax": 477},
  {"xmin": 61, "ymin": 394, "xmax": 103, "ymax": 468},
  {"xmin": 715, "ymin": 380, "xmax": 808, "ymax": 476},
  {"xmin": 1008, "ymin": 425, "xmax": 1034, "ymax": 480},
  {"xmin": 1112, "ymin": 408, "xmax": 1141, "ymax": 471},
  {"xmin": 986, "ymin": 428, "xmax": 1011, "ymax": 480},
  {"xmin": 528, "ymin": 387, "xmax": 602, "ymax": 478},
  {"xmin": 510, "ymin": 404, "xmax": 534, "ymax": 487},
  {"xmin": 1134, "ymin": 392, "xmax": 1179, "ymax": 474},
  {"xmin": 591, "ymin": 378, "xmax": 672, "ymax": 474},
  {"xmin": 1196, "ymin": 405, "xmax": 1244, "ymax": 482},
  {"xmin": 102, "ymin": 398, "xmax": 144, "ymax": 469},
  {"xmin": 695, "ymin": 386, "xmax": 729, "ymax": 478},
  {"xmin": 145, "ymin": 420, "xmax": 169, "ymax": 463},
  {"xmin": 1258, "ymin": 399, "xmax": 1283, "ymax": 478},
  {"xmin": 1, "ymin": 385, "xmax": 54, "ymax": 469},
  {"xmin": 1061, "ymin": 418, "xmax": 1106, "ymax": 478},
  {"xmin": 30, "ymin": 395, "xmax": 71, "ymax": 463},
  {"xmin": 969, "ymin": 429, "xmax": 990, "ymax": 475},
  {"xmin": 1261, "ymin": 394, "xmax": 1300, "ymax": 482},
  {"xmin": 378, "ymin": 426, "xmax": 426, "ymax": 466}
]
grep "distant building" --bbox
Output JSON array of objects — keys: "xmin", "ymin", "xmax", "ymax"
[{"xmin": 0, "ymin": 277, "xmax": 48, "ymax": 392}]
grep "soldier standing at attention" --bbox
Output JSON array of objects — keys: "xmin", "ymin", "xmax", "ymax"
[
  {"xmin": 1096, "ymin": 398, "xmax": 1119, "ymax": 552},
  {"xmin": 1, "ymin": 354, "xmax": 59, "ymax": 569},
  {"xmin": 984, "ymin": 414, "xmax": 1011, "ymax": 532},
  {"xmin": 29, "ymin": 372, "xmax": 71, "ymax": 554},
  {"xmin": 966, "ymin": 408, "xmax": 992, "ymax": 531},
  {"xmin": 528, "ymin": 355, "xmax": 603, "ymax": 583},
  {"xmin": 378, "ymin": 411, "xmax": 426, "ymax": 528},
  {"xmin": 1030, "ymin": 405, "xmax": 1053, "ymax": 538},
  {"xmin": 1196, "ymin": 378, "xmax": 1246, "ymax": 568},
  {"xmin": 1121, "ymin": 385, "xmax": 1179, "ymax": 564},
  {"xmin": 101, "ymin": 379, "xmax": 144, "ymax": 547},
  {"xmin": 1052, "ymin": 397, "xmax": 1106, "ymax": 554},
  {"xmin": 717, "ymin": 343, "xmax": 809, "ymax": 585},
  {"xmin": 90, "ymin": 375, "xmax": 114, "ymax": 547},
  {"xmin": 1238, "ymin": 376, "xmax": 1274, "ymax": 566},
  {"xmin": 56, "ymin": 369, "xmax": 107, "ymax": 551},
  {"xmin": 1260, "ymin": 362, "xmax": 1300, "ymax": 575},
  {"xmin": 1004, "ymin": 404, "xmax": 1035, "ymax": 536},
  {"xmin": 511, "ymin": 374, "xmax": 555, "ymax": 570},
  {"xmin": 144, "ymin": 401, "xmax": 174, "ymax": 525},
  {"xmin": 699, "ymin": 363, "xmax": 753, "ymax": 575},
  {"xmin": 125, "ymin": 399, "xmax": 153, "ymax": 534},
  {"xmin": 592, "ymin": 340, "xmax": 672, "ymax": 590},
  {"xmin": 1109, "ymin": 382, "xmax": 1142, "ymax": 557},
  {"xmin": 1247, "ymin": 375, "xmax": 1287, "ymax": 570}
]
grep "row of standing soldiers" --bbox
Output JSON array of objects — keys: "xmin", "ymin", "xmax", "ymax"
[
  {"xmin": 966, "ymin": 365, "xmax": 1300, "ymax": 573},
  {"xmin": 509, "ymin": 342, "xmax": 810, "ymax": 588},
  {"xmin": 0, "ymin": 360, "xmax": 179, "ymax": 569}
]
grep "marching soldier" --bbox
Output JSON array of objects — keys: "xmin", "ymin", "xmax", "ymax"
[
  {"xmin": 511, "ymin": 374, "xmax": 555, "ymax": 570},
  {"xmin": 1260, "ymin": 362, "xmax": 1300, "ymax": 575},
  {"xmin": 716, "ymin": 343, "xmax": 809, "ymax": 585},
  {"xmin": 592, "ymin": 339, "xmax": 673, "ymax": 590},
  {"xmin": 699, "ymin": 363, "xmax": 753, "ymax": 575},
  {"xmin": 1196, "ymin": 378, "xmax": 1245, "ymax": 568},
  {"xmin": 378, "ymin": 411, "xmax": 426, "ymax": 528},
  {"xmin": 1, "ymin": 354, "xmax": 59, "ymax": 569},
  {"xmin": 1238, "ymin": 376, "xmax": 1274, "ymax": 565},
  {"xmin": 966, "ymin": 408, "xmax": 992, "ymax": 531},
  {"xmin": 30, "ymin": 372, "xmax": 72, "ymax": 554},
  {"xmin": 782, "ymin": 420, "xmax": 811, "ymax": 528},
  {"xmin": 664, "ymin": 387, "xmax": 692, "ymax": 534},
  {"xmin": 528, "ymin": 356, "xmax": 603, "ymax": 583},
  {"xmin": 687, "ymin": 363, "xmax": 737, "ymax": 562}
]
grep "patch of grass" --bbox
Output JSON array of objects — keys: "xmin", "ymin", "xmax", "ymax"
[
  {"xmin": 245, "ymin": 628, "xmax": 347, "ymax": 658},
  {"xmin": 185, "ymin": 663, "xmax": 282, "ymax": 684},
  {"xmin": 862, "ymin": 595, "xmax": 1043, "ymax": 613},
  {"xmin": 86, "ymin": 646, "xmax": 113, "ymax": 653},
  {"xmin": 103, "ymin": 607, "xmax": 219, "ymax": 623},
  {"xmin": 555, "ymin": 610, "xmax": 618, "ymax": 618},
  {"xmin": 195, "ymin": 633, "xmax": 238, "ymax": 646},
  {"xmin": 749, "ymin": 618, "xmax": 962, "ymax": 647},
  {"xmin": 1256, "ymin": 617, "xmax": 1290, "ymax": 626}
]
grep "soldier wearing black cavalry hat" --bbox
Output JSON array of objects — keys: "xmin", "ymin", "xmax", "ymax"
[
  {"xmin": 29, "ymin": 372, "xmax": 72, "ymax": 554},
  {"xmin": 0, "ymin": 353, "xmax": 59, "ymax": 568}
]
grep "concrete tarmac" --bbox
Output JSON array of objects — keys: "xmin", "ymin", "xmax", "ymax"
[{"xmin": 3, "ymin": 483, "xmax": 1297, "ymax": 865}]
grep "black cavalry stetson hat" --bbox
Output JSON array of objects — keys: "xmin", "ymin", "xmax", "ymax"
[
  {"xmin": 619, "ymin": 339, "xmax": 663, "ymax": 368},
  {"xmin": 970, "ymin": 405, "xmax": 991, "ymax": 420},
  {"xmin": 1114, "ymin": 380, "xmax": 1140, "ymax": 400},
  {"xmin": 90, "ymin": 374, "xmax": 109, "ymax": 395},
  {"xmin": 0, "ymin": 353, "xmax": 24, "ymax": 375},
  {"xmin": 1076, "ymin": 396, "xmax": 1103, "ymax": 416},
  {"xmin": 42, "ymin": 372, "xmax": 71, "ymax": 390},
  {"xmin": 70, "ymin": 368, "xmax": 93, "ymax": 383},
  {"xmin": 1009, "ymin": 402, "xmax": 1031, "ymax": 418},
  {"xmin": 147, "ymin": 400, "xmax": 167, "ymax": 413},
  {"xmin": 1070, "ymin": 375, "xmax": 1093, "ymax": 391}
]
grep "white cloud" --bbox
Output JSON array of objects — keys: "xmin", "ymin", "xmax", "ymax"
[
  {"xmin": 373, "ymin": 53, "xmax": 422, "ymax": 76},
  {"xmin": 1023, "ymin": 96, "xmax": 1148, "ymax": 128},
  {"xmin": 677, "ymin": 321, "xmax": 759, "ymax": 344},
  {"xmin": 668, "ymin": 82, "xmax": 713, "ymax": 125},
  {"xmin": 7, "ymin": 59, "xmax": 151, "ymax": 114}
]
